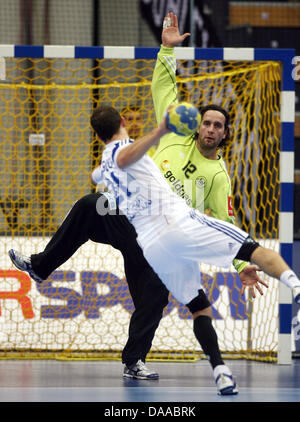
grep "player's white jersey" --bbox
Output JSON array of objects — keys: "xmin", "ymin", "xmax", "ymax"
[
  {"xmin": 92, "ymin": 138, "xmax": 190, "ymax": 235},
  {"xmin": 92, "ymin": 138, "xmax": 249, "ymax": 304}
]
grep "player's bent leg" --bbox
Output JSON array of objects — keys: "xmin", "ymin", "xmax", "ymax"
[
  {"xmin": 187, "ymin": 291, "xmax": 238, "ymax": 396},
  {"xmin": 247, "ymin": 245, "xmax": 300, "ymax": 305},
  {"xmin": 8, "ymin": 194, "xmax": 103, "ymax": 283},
  {"xmin": 27, "ymin": 193, "xmax": 104, "ymax": 281},
  {"xmin": 122, "ymin": 274, "xmax": 168, "ymax": 380},
  {"xmin": 247, "ymin": 245, "xmax": 289, "ymax": 279}
]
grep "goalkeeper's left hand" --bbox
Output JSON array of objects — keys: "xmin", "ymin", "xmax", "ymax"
[{"xmin": 239, "ymin": 265, "xmax": 269, "ymax": 299}]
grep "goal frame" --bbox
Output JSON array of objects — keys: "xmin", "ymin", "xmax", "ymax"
[{"xmin": 0, "ymin": 44, "xmax": 295, "ymax": 364}]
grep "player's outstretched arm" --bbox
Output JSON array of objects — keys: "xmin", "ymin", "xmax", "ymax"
[
  {"xmin": 117, "ymin": 119, "xmax": 170, "ymax": 169},
  {"xmin": 162, "ymin": 12, "xmax": 190, "ymax": 48}
]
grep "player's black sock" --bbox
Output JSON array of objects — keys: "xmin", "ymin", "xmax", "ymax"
[
  {"xmin": 124, "ymin": 360, "xmax": 138, "ymax": 367},
  {"xmin": 193, "ymin": 315, "xmax": 224, "ymax": 369}
]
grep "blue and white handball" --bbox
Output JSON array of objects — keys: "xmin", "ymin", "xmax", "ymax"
[{"xmin": 166, "ymin": 102, "xmax": 201, "ymax": 136}]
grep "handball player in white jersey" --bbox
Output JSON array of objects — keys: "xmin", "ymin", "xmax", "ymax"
[
  {"xmin": 91, "ymin": 105, "xmax": 300, "ymax": 307},
  {"xmin": 93, "ymin": 134, "xmax": 245, "ymax": 304},
  {"xmin": 90, "ymin": 104, "xmax": 300, "ymax": 396}
]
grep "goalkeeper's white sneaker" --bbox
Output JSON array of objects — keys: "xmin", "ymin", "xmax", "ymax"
[
  {"xmin": 214, "ymin": 365, "xmax": 238, "ymax": 396},
  {"xmin": 293, "ymin": 286, "xmax": 300, "ymax": 305},
  {"xmin": 8, "ymin": 249, "xmax": 44, "ymax": 284},
  {"xmin": 123, "ymin": 360, "xmax": 159, "ymax": 380}
]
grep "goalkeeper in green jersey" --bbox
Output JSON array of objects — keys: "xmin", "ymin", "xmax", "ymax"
[
  {"xmin": 150, "ymin": 11, "xmax": 268, "ymax": 391},
  {"xmin": 152, "ymin": 11, "xmax": 258, "ymax": 282}
]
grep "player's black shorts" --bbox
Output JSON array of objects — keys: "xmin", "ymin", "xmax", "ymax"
[{"xmin": 234, "ymin": 236, "xmax": 260, "ymax": 261}]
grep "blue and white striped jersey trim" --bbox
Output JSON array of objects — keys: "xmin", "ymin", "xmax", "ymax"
[{"xmin": 189, "ymin": 209, "xmax": 247, "ymax": 245}]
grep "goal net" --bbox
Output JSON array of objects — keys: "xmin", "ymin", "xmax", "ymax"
[{"xmin": 0, "ymin": 47, "xmax": 290, "ymax": 362}]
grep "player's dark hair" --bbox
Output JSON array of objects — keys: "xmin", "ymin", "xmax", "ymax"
[
  {"xmin": 91, "ymin": 105, "xmax": 121, "ymax": 142},
  {"xmin": 194, "ymin": 104, "xmax": 231, "ymax": 149}
]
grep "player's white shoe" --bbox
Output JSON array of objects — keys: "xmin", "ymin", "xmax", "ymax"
[
  {"xmin": 123, "ymin": 360, "xmax": 159, "ymax": 380},
  {"xmin": 215, "ymin": 373, "xmax": 238, "ymax": 395},
  {"xmin": 292, "ymin": 286, "xmax": 300, "ymax": 305},
  {"xmin": 214, "ymin": 365, "xmax": 238, "ymax": 395},
  {"xmin": 8, "ymin": 249, "xmax": 44, "ymax": 284}
]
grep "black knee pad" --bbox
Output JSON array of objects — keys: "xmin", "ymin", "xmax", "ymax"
[
  {"xmin": 234, "ymin": 236, "xmax": 260, "ymax": 261},
  {"xmin": 186, "ymin": 289, "xmax": 211, "ymax": 313}
]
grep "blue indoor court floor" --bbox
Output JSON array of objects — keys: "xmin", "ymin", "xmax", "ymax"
[{"xmin": 0, "ymin": 358, "xmax": 299, "ymax": 403}]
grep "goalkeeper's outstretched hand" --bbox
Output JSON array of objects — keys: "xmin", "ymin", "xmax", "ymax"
[
  {"xmin": 240, "ymin": 265, "xmax": 269, "ymax": 299},
  {"xmin": 162, "ymin": 12, "xmax": 190, "ymax": 48}
]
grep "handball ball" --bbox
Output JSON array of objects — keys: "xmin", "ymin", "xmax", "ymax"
[{"xmin": 166, "ymin": 102, "xmax": 201, "ymax": 136}]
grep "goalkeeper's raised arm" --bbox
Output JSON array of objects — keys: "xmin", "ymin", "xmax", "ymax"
[
  {"xmin": 151, "ymin": 12, "xmax": 267, "ymax": 293},
  {"xmin": 161, "ymin": 12, "xmax": 190, "ymax": 48},
  {"xmin": 151, "ymin": 12, "xmax": 190, "ymax": 125}
]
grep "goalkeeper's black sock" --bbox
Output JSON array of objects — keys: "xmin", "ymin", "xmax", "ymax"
[{"xmin": 193, "ymin": 315, "xmax": 224, "ymax": 369}]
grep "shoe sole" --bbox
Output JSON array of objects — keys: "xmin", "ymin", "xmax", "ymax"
[
  {"xmin": 218, "ymin": 387, "xmax": 239, "ymax": 396},
  {"xmin": 218, "ymin": 382, "xmax": 239, "ymax": 395},
  {"xmin": 123, "ymin": 373, "xmax": 159, "ymax": 380}
]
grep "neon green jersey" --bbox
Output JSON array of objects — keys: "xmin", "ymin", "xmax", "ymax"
[{"xmin": 151, "ymin": 45, "xmax": 248, "ymax": 274}]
